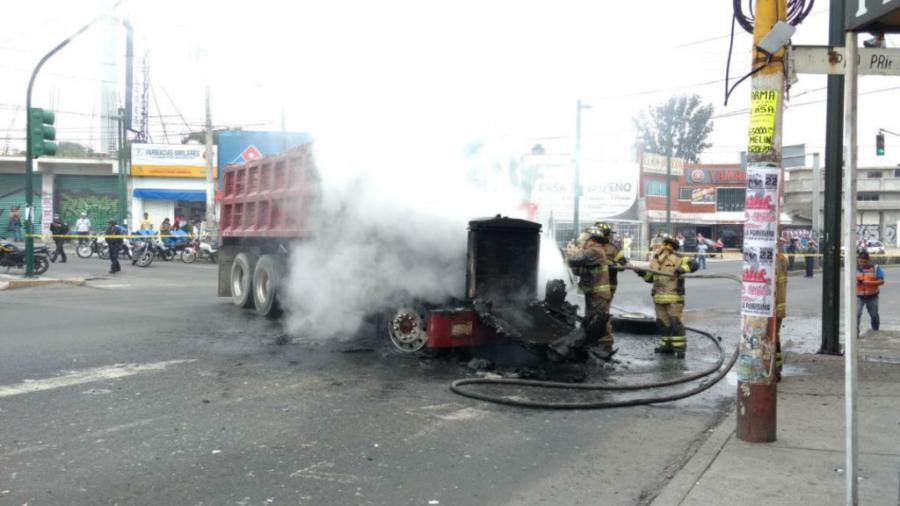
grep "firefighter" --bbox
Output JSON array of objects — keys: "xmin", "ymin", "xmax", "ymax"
[
  {"xmin": 565, "ymin": 227, "xmax": 614, "ymax": 358},
  {"xmin": 774, "ymin": 246, "xmax": 788, "ymax": 381},
  {"xmin": 632, "ymin": 233, "xmax": 699, "ymax": 358},
  {"xmin": 594, "ymin": 222, "xmax": 628, "ymax": 343}
]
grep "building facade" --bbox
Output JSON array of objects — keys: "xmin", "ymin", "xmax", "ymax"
[
  {"xmin": 784, "ymin": 165, "xmax": 900, "ymax": 246},
  {"xmin": 639, "ymin": 153, "xmax": 748, "ymax": 250}
]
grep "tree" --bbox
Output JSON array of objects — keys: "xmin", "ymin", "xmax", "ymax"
[
  {"xmin": 55, "ymin": 142, "xmax": 93, "ymax": 158},
  {"xmin": 633, "ymin": 94, "xmax": 714, "ymax": 163}
]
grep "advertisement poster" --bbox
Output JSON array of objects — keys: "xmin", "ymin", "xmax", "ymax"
[
  {"xmin": 131, "ymin": 144, "xmax": 216, "ymax": 178},
  {"xmin": 41, "ymin": 193, "xmax": 53, "ymax": 236},
  {"xmin": 691, "ymin": 187, "xmax": 716, "ymax": 204},
  {"xmin": 747, "ymin": 89, "xmax": 778, "ymax": 154},
  {"xmin": 740, "ymin": 163, "xmax": 780, "ymax": 317}
]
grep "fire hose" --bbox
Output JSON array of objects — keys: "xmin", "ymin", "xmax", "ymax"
[{"xmin": 449, "ymin": 270, "xmax": 743, "ymax": 410}]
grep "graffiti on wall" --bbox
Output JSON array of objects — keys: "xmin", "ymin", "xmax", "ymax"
[
  {"xmin": 58, "ymin": 192, "xmax": 118, "ymax": 230},
  {"xmin": 857, "ymin": 224, "xmax": 897, "ymax": 245}
]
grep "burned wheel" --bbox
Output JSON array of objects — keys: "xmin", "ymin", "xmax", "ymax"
[{"xmin": 385, "ymin": 305, "xmax": 429, "ymax": 353}]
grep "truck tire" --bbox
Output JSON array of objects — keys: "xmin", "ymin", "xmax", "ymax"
[
  {"xmin": 252, "ymin": 254, "xmax": 283, "ymax": 317},
  {"xmin": 231, "ymin": 252, "xmax": 258, "ymax": 308}
]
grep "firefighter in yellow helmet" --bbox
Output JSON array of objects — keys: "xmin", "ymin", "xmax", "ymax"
[
  {"xmin": 565, "ymin": 227, "xmax": 614, "ymax": 358},
  {"xmin": 594, "ymin": 222, "xmax": 628, "ymax": 343},
  {"xmin": 774, "ymin": 243, "xmax": 788, "ymax": 380},
  {"xmin": 632, "ymin": 233, "xmax": 699, "ymax": 358}
]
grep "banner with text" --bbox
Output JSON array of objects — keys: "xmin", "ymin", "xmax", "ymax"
[
  {"xmin": 740, "ymin": 163, "xmax": 781, "ymax": 317},
  {"xmin": 131, "ymin": 144, "xmax": 217, "ymax": 178}
]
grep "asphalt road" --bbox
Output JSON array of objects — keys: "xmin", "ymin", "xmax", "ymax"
[{"xmin": 0, "ymin": 253, "xmax": 891, "ymax": 505}]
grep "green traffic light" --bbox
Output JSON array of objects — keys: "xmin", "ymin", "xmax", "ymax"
[{"xmin": 28, "ymin": 107, "xmax": 57, "ymax": 158}]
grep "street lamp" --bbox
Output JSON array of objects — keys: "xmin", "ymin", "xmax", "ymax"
[
  {"xmin": 574, "ymin": 99, "xmax": 592, "ymax": 236},
  {"xmin": 23, "ymin": 1, "xmax": 123, "ymax": 277}
]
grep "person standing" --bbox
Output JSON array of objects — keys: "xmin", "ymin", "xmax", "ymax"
[
  {"xmin": 105, "ymin": 219, "xmax": 123, "ymax": 274},
  {"xmin": 787, "ymin": 238, "xmax": 798, "ymax": 271},
  {"xmin": 75, "ymin": 212, "xmax": 92, "ymax": 245},
  {"xmin": 594, "ymin": 222, "xmax": 628, "ymax": 349},
  {"xmin": 565, "ymin": 228, "xmax": 614, "ymax": 359},
  {"xmin": 622, "ymin": 234, "xmax": 633, "ymax": 260},
  {"xmin": 49, "ymin": 215, "xmax": 69, "ymax": 263},
  {"xmin": 633, "ymin": 233, "xmax": 699, "ymax": 358},
  {"xmin": 7, "ymin": 206, "xmax": 22, "ymax": 242},
  {"xmin": 856, "ymin": 251, "xmax": 884, "ymax": 334},
  {"xmin": 696, "ymin": 241, "xmax": 708, "ymax": 270},
  {"xmin": 140, "ymin": 212, "xmax": 153, "ymax": 230},
  {"xmin": 804, "ymin": 240, "xmax": 817, "ymax": 277}
]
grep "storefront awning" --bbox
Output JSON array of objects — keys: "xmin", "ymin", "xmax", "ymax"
[{"xmin": 133, "ymin": 189, "xmax": 206, "ymax": 202}]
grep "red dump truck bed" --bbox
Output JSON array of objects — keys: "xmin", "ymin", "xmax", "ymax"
[{"xmin": 220, "ymin": 145, "xmax": 319, "ymax": 239}]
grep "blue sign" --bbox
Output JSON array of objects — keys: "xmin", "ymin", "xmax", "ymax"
[{"xmin": 216, "ymin": 130, "xmax": 312, "ymax": 185}]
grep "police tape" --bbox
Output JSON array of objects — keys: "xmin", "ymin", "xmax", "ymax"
[{"xmin": 631, "ymin": 251, "xmax": 899, "ymax": 259}]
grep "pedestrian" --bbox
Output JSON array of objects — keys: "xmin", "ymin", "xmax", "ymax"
[
  {"xmin": 676, "ymin": 233, "xmax": 685, "ymax": 251},
  {"xmin": 804, "ymin": 240, "xmax": 817, "ymax": 277},
  {"xmin": 75, "ymin": 212, "xmax": 91, "ymax": 246},
  {"xmin": 696, "ymin": 241, "xmax": 708, "ymax": 269},
  {"xmin": 49, "ymin": 214, "xmax": 69, "ymax": 263},
  {"xmin": 856, "ymin": 251, "xmax": 884, "ymax": 334},
  {"xmin": 787, "ymin": 238, "xmax": 798, "ymax": 270},
  {"xmin": 7, "ymin": 206, "xmax": 22, "ymax": 242},
  {"xmin": 105, "ymin": 219, "xmax": 123, "ymax": 274},
  {"xmin": 140, "ymin": 212, "xmax": 153, "ymax": 230},
  {"xmin": 633, "ymin": 233, "xmax": 699, "ymax": 358},
  {"xmin": 565, "ymin": 227, "xmax": 614, "ymax": 359},
  {"xmin": 622, "ymin": 234, "xmax": 632, "ymax": 260}
]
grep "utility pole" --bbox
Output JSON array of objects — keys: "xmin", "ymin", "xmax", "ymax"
[
  {"xmin": 820, "ymin": 0, "xmax": 846, "ymax": 355},
  {"xmin": 665, "ymin": 138, "xmax": 673, "ymax": 235},
  {"xmin": 117, "ymin": 107, "xmax": 126, "ymax": 223},
  {"xmin": 573, "ymin": 99, "xmax": 592, "ymax": 237},
  {"xmin": 735, "ymin": 0, "xmax": 786, "ymax": 443},
  {"xmin": 204, "ymin": 83, "xmax": 217, "ymax": 238},
  {"xmin": 812, "ymin": 152, "xmax": 821, "ymax": 237}
]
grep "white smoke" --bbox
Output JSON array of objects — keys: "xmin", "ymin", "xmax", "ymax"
[{"xmin": 282, "ymin": 140, "xmax": 530, "ymax": 340}]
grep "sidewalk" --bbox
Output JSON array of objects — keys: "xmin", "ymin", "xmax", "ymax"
[{"xmin": 652, "ymin": 329, "xmax": 900, "ymax": 505}]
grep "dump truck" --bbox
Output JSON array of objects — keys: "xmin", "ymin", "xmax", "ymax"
[{"xmin": 218, "ymin": 145, "xmax": 580, "ymax": 354}]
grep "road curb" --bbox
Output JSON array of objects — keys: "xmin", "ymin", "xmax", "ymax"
[
  {"xmin": 650, "ymin": 408, "xmax": 736, "ymax": 506},
  {"xmin": 0, "ymin": 276, "xmax": 86, "ymax": 290}
]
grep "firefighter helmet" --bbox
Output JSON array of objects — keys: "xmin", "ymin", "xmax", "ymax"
[
  {"xmin": 658, "ymin": 233, "xmax": 679, "ymax": 250},
  {"xmin": 593, "ymin": 222, "xmax": 614, "ymax": 237}
]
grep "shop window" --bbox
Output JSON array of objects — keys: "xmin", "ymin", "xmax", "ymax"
[
  {"xmin": 894, "ymin": 169, "xmax": 900, "ymax": 177},
  {"xmin": 857, "ymin": 192, "xmax": 880, "ymax": 201},
  {"xmin": 645, "ymin": 181, "xmax": 667, "ymax": 197},
  {"xmin": 678, "ymin": 187, "xmax": 693, "ymax": 200},
  {"xmin": 867, "ymin": 171, "xmax": 883, "ymax": 178},
  {"xmin": 716, "ymin": 188, "xmax": 745, "ymax": 212}
]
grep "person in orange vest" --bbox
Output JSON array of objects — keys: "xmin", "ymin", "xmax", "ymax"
[{"xmin": 856, "ymin": 251, "xmax": 885, "ymax": 334}]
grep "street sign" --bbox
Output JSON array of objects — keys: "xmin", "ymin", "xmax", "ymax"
[
  {"xmin": 791, "ymin": 45, "xmax": 900, "ymax": 76},
  {"xmin": 846, "ymin": 0, "xmax": 900, "ymax": 33}
]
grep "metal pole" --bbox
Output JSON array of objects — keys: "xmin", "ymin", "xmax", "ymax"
[
  {"xmin": 736, "ymin": 0, "xmax": 785, "ymax": 443},
  {"xmin": 843, "ymin": 30, "xmax": 859, "ymax": 506},
  {"xmin": 22, "ymin": 1, "xmax": 123, "ymax": 277},
  {"xmin": 204, "ymin": 83, "xmax": 217, "ymax": 238},
  {"xmin": 574, "ymin": 99, "xmax": 582, "ymax": 237},
  {"xmin": 117, "ymin": 107, "xmax": 126, "ymax": 223},
  {"xmin": 666, "ymin": 141, "xmax": 673, "ymax": 235},
  {"xmin": 821, "ymin": 0, "xmax": 846, "ymax": 355},
  {"xmin": 812, "ymin": 152, "xmax": 821, "ymax": 238}
]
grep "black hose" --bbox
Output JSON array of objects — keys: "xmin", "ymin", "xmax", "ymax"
[{"xmin": 449, "ymin": 273, "xmax": 744, "ymax": 409}]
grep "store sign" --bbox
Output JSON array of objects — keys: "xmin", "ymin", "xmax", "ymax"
[
  {"xmin": 691, "ymin": 187, "xmax": 716, "ymax": 204},
  {"xmin": 131, "ymin": 144, "xmax": 217, "ymax": 178},
  {"xmin": 532, "ymin": 167, "xmax": 637, "ymax": 222},
  {"xmin": 641, "ymin": 152, "xmax": 684, "ymax": 176},
  {"xmin": 688, "ymin": 168, "xmax": 746, "ymax": 184},
  {"xmin": 740, "ymin": 163, "xmax": 781, "ymax": 317},
  {"xmin": 846, "ymin": 0, "xmax": 900, "ymax": 32}
]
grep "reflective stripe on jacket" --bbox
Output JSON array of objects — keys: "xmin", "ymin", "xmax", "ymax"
[
  {"xmin": 640, "ymin": 250, "xmax": 696, "ymax": 304},
  {"xmin": 601, "ymin": 242, "xmax": 627, "ymax": 288},
  {"xmin": 568, "ymin": 242, "xmax": 611, "ymax": 299}
]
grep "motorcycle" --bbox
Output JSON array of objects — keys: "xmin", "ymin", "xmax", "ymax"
[
  {"xmin": 182, "ymin": 238, "xmax": 218, "ymax": 264},
  {"xmin": 0, "ymin": 238, "xmax": 50, "ymax": 274},
  {"xmin": 130, "ymin": 237, "xmax": 154, "ymax": 267},
  {"xmin": 98, "ymin": 237, "xmax": 133, "ymax": 260},
  {"xmin": 76, "ymin": 234, "xmax": 103, "ymax": 258},
  {"xmin": 152, "ymin": 236, "xmax": 177, "ymax": 261}
]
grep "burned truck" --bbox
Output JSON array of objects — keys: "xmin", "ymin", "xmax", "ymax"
[{"xmin": 218, "ymin": 146, "xmax": 579, "ymax": 353}]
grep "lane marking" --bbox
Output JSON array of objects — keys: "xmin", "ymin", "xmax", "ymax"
[{"xmin": 0, "ymin": 359, "xmax": 197, "ymax": 398}]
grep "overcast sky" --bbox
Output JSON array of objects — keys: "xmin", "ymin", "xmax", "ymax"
[{"xmin": 2, "ymin": 0, "xmax": 900, "ymax": 171}]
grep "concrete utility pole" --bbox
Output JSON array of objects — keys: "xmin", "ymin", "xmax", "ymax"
[
  {"xmin": 204, "ymin": 83, "xmax": 217, "ymax": 238},
  {"xmin": 736, "ymin": 0, "xmax": 786, "ymax": 443},
  {"xmin": 573, "ymin": 99, "xmax": 585, "ymax": 236},
  {"xmin": 665, "ymin": 139, "xmax": 673, "ymax": 235}
]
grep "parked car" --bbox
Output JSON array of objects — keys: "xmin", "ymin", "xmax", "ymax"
[{"xmin": 866, "ymin": 240, "xmax": 885, "ymax": 255}]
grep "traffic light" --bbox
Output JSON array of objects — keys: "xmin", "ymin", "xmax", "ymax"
[
  {"xmin": 876, "ymin": 132, "xmax": 885, "ymax": 156},
  {"xmin": 29, "ymin": 107, "xmax": 56, "ymax": 157}
]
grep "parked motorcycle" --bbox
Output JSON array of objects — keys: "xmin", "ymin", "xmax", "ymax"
[
  {"xmin": 130, "ymin": 238, "xmax": 154, "ymax": 267},
  {"xmin": 182, "ymin": 238, "xmax": 218, "ymax": 264},
  {"xmin": 76, "ymin": 234, "xmax": 103, "ymax": 258},
  {"xmin": 152, "ymin": 236, "xmax": 177, "ymax": 261},
  {"xmin": 98, "ymin": 237, "xmax": 133, "ymax": 260},
  {"xmin": 0, "ymin": 239, "xmax": 50, "ymax": 274}
]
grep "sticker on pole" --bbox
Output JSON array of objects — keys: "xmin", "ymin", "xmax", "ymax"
[
  {"xmin": 741, "ymin": 163, "xmax": 781, "ymax": 317},
  {"xmin": 747, "ymin": 90, "xmax": 778, "ymax": 154}
]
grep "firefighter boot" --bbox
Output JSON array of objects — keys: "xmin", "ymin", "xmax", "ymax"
[
  {"xmin": 670, "ymin": 319, "xmax": 687, "ymax": 359},
  {"xmin": 654, "ymin": 320, "xmax": 674, "ymax": 354}
]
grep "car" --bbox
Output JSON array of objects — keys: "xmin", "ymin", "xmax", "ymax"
[{"xmin": 866, "ymin": 241, "xmax": 885, "ymax": 255}]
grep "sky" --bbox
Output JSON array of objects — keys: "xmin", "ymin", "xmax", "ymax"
[{"xmin": 2, "ymin": 0, "xmax": 900, "ymax": 171}]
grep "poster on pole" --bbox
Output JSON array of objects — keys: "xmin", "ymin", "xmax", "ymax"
[
  {"xmin": 41, "ymin": 193, "xmax": 53, "ymax": 236},
  {"xmin": 740, "ymin": 163, "xmax": 781, "ymax": 317}
]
